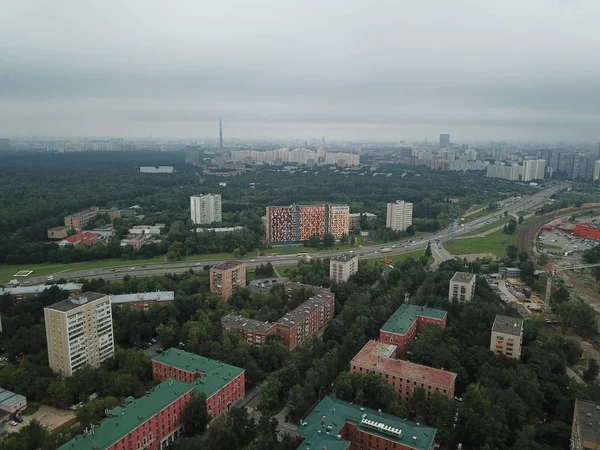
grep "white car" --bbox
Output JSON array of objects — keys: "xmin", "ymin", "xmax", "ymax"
[
  {"xmin": 130, "ymin": 267, "xmax": 136, "ymax": 270},
  {"xmin": 8, "ymin": 421, "xmax": 18, "ymax": 426}
]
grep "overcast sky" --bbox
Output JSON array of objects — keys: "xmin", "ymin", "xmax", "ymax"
[{"xmin": 1, "ymin": 0, "xmax": 599, "ymax": 142}]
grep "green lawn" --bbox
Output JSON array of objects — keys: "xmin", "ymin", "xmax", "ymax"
[
  {"xmin": 463, "ymin": 208, "xmax": 491, "ymax": 223},
  {"xmin": 517, "ymin": 210, "xmax": 533, "ymax": 217},
  {"xmin": 21, "ymin": 405, "xmax": 40, "ymax": 416},
  {"xmin": 462, "ymin": 218, "xmax": 510, "ymax": 236},
  {"xmin": 365, "ymin": 249, "xmax": 428, "ymax": 264},
  {"xmin": 538, "ymin": 242, "xmax": 561, "ymax": 251},
  {"xmin": 274, "ymin": 265, "xmax": 298, "ymax": 276},
  {"xmin": 444, "ymin": 230, "xmax": 517, "ymax": 257}
]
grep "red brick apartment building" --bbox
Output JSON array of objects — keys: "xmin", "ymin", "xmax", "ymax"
[
  {"xmin": 379, "ymin": 305, "xmax": 447, "ymax": 352},
  {"xmin": 152, "ymin": 348, "xmax": 245, "ymax": 417},
  {"xmin": 351, "ymin": 340, "xmax": 456, "ymax": 400},
  {"xmin": 58, "ymin": 379, "xmax": 194, "ymax": 450},
  {"xmin": 221, "ymin": 283, "xmax": 335, "ymax": 351},
  {"xmin": 297, "ymin": 396, "xmax": 437, "ymax": 450}
]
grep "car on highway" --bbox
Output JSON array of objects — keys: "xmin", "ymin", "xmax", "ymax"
[
  {"xmin": 129, "ymin": 267, "xmax": 136, "ymax": 270},
  {"xmin": 194, "ymin": 263, "xmax": 202, "ymax": 266}
]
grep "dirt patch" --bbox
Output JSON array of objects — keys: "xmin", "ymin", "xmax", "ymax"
[
  {"xmin": 457, "ymin": 253, "xmax": 500, "ymax": 262},
  {"xmin": 11, "ymin": 405, "xmax": 75, "ymax": 433}
]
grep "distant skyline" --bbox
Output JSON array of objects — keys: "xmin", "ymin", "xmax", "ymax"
[{"xmin": 1, "ymin": 1, "xmax": 600, "ymax": 141}]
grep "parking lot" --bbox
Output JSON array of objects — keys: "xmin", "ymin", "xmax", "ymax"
[{"xmin": 537, "ymin": 229, "xmax": 597, "ymax": 259}]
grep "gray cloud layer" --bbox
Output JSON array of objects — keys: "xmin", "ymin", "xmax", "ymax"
[{"xmin": 1, "ymin": 0, "xmax": 599, "ymax": 141}]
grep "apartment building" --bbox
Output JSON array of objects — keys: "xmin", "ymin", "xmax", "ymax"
[
  {"xmin": 221, "ymin": 283, "xmax": 336, "ymax": 351},
  {"xmin": 264, "ymin": 203, "xmax": 350, "ymax": 243},
  {"xmin": 221, "ymin": 314, "xmax": 278, "ymax": 345},
  {"xmin": 330, "ymin": 252, "xmax": 359, "ymax": 283},
  {"xmin": 349, "ymin": 212, "xmax": 377, "ymax": 230},
  {"xmin": 351, "ymin": 341, "xmax": 456, "ymax": 401},
  {"xmin": 152, "ymin": 348, "xmax": 245, "ymax": 417},
  {"xmin": 44, "ymin": 292, "xmax": 114, "ymax": 376},
  {"xmin": 190, "ymin": 193, "xmax": 222, "ymax": 225},
  {"xmin": 522, "ymin": 159, "xmax": 546, "ymax": 182},
  {"xmin": 594, "ymin": 160, "xmax": 600, "ymax": 182},
  {"xmin": 327, "ymin": 204, "xmax": 350, "ymax": 239},
  {"xmin": 58, "ymin": 379, "xmax": 194, "ymax": 450},
  {"xmin": 109, "ymin": 291, "xmax": 175, "ymax": 309},
  {"xmin": 380, "ymin": 305, "xmax": 447, "ymax": 352},
  {"xmin": 449, "ymin": 272, "xmax": 477, "ymax": 302},
  {"xmin": 210, "ymin": 261, "xmax": 247, "ymax": 300},
  {"xmin": 297, "ymin": 396, "xmax": 437, "ymax": 450},
  {"xmin": 490, "ymin": 315, "xmax": 524, "ymax": 360},
  {"xmin": 64, "ymin": 206, "xmax": 100, "ymax": 229},
  {"xmin": 275, "ymin": 287, "xmax": 335, "ymax": 351},
  {"xmin": 386, "ymin": 200, "xmax": 413, "ymax": 231},
  {"xmin": 571, "ymin": 399, "xmax": 600, "ymax": 450}
]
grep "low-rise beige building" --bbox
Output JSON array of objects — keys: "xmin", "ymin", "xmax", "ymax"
[
  {"xmin": 449, "ymin": 272, "xmax": 476, "ymax": 302},
  {"xmin": 44, "ymin": 292, "xmax": 114, "ymax": 376},
  {"xmin": 490, "ymin": 315, "xmax": 523, "ymax": 360},
  {"xmin": 64, "ymin": 206, "xmax": 100, "ymax": 229},
  {"xmin": 47, "ymin": 226, "xmax": 71, "ymax": 240},
  {"xmin": 210, "ymin": 261, "xmax": 247, "ymax": 300},
  {"xmin": 330, "ymin": 253, "xmax": 359, "ymax": 283}
]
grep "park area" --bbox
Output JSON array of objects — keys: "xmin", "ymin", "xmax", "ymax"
[{"xmin": 443, "ymin": 230, "xmax": 518, "ymax": 258}]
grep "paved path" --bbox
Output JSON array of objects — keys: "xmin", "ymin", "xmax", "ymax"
[{"xmin": 566, "ymin": 366, "xmax": 586, "ymax": 385}]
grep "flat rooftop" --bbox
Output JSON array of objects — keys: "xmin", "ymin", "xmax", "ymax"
[
  {"xmin": 492, "ymin": 315, "xmax": 523, "ymax": 336},
  {"xmin": 221, "ymin": 313, "xmax": 276, "ymax": 333},
  {"xmin": 331, "ymin": 253, "xmax": 358, "ymax": 262},
  {"xmin": 212, "ymin": 260, "xmax": 245, "ymax": 270},
  {"xmin": 450, "ymin": 272, "xmax": 476, "ymax": 284},
  {"xmin": 45, "ymin": 292, "xmax": 107, "ymax": 312},
  {"xmin": 297, "ymin": 396, "xmax": 436, "ymax": 450},
  {"xmin": 109, "ymin": 291, "xmax": 174, "ymax": 304},
  {"xmin": 381, "ymin": 305, "xmax": 447, "ymax": 336},
  {"xmin": 152, "ymin": 348, "xmax": 244, "ymax": 399},
  {"xmin": 0, "ymin": 283, "xmax": 83, "ymax": 296},
  {"xmin": 0, "ymin": 388, "xmax": 26, "ymax": 408},
  {"xmin": 352, "ymin": 341, "xmax": 456, "ymax": 390},
  {"xmin": 58, "ymin": 379, "xmax": 193, "ymax": 450},
  {"xmin": 575, "ymin": 399, "xmax": 600, "ymax": 446},
  {"xmin": 276, "ymin": 290, "xmax": 334, "ymax": 327}
]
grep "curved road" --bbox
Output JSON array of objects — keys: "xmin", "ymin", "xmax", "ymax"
[{"xmin": 23, "ymin": 185, "xmax": 563, "ymax": 284}]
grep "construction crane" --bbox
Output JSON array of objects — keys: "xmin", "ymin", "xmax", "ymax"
[{"xmin": 538, "ymin": 263, "xmax": 600, "ymax": 309}]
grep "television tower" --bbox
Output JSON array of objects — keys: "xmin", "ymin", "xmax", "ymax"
[{"xmin": 219, "ymin": 119, "xmax": 223, "ymax": 149}]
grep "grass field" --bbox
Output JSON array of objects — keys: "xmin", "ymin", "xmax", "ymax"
[
  {"xmin": 462, "ymin": 218, "xmax": 510, "ymax": 236},
  {"xmin": 538, "ymin": 242, "xmax": 562, "ymax": 251},
  {"xmin": 517, "ymin": 210, "xmax": 533, "ymax": 217},
  {"xmin": 365, "ymin": 249, "xmax": 428, "ymax": 264},
  {"xmin": 444, "ymin": 230, "xmax": 517, "ymax": 257},
  {"xmin": 275, "ymin": 265, "xmax": 297, "ymax": 276}
]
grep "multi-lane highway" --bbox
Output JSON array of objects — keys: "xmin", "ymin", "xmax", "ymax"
[{"xmin": 20, "ymin": 184, "xmax": 563, "ymax": 285}]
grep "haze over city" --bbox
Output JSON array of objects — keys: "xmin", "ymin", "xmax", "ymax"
[{"xmin": 2, "ymin": 0, "xmax": 599, "ymax": 141}]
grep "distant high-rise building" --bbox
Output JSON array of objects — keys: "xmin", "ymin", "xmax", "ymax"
[
  {"xmin": 219, "ymin": 119, "xmax": 223, "ymax": 149},
  {"xmin": 593, "ymin": 160, "xmax": 600, "ymax": 181},
  {"xmin": 386, "ymin": 200, "xmax": 413, "ymax": 231},
  {"xmin": 522, "ymin": 159, "xmax": 546, "ymax": 182},
  {"xmin": 44, "ymin": 292, "xmax": 114, "ymax": 376},
  {"xmin": 264, "ymin": 203, "xmax": 349, "ymax": 243},
  {"xmin": 439, "ymin": 134, "xmax": 450, "ymax": 149},
  {"xmin": 190, "ymin": 194, "xmax": 222, "ymax": 224}
]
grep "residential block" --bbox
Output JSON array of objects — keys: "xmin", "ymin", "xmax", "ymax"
[
  {"xmin": 379, "ymin": 305, "xmax": 447, "ymax": 352},
  {"xmin": 297, "ymin": 396, "xmax": 437, "ymax": 450},
  {"xmin": 350, "ymin": 340, "xmax": 456, "ymax": 401}
]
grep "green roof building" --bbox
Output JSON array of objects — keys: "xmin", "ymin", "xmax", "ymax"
[
  {"xmin": 297, "ymin": 396, "xmax": 436, "ymax": 450},
  {"xmin": 152, "ymin": 348, "xmax": 246, "ymax": 416},
  {"xmin": 379, "ymin": 304, "xmax": 447, "ymax": 351},
  {"xmin": 58, "ymin": 379, "xmax": 193, "ymax": 450}
]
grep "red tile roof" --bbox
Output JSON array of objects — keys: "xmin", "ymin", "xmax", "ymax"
[
  {"xmin": 60, "ymin": 232, "xmax": 98, "ymax": 246},
  {"xmin": 352, "ymin": 340, "xmax": 456, "ymax": 390}
]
